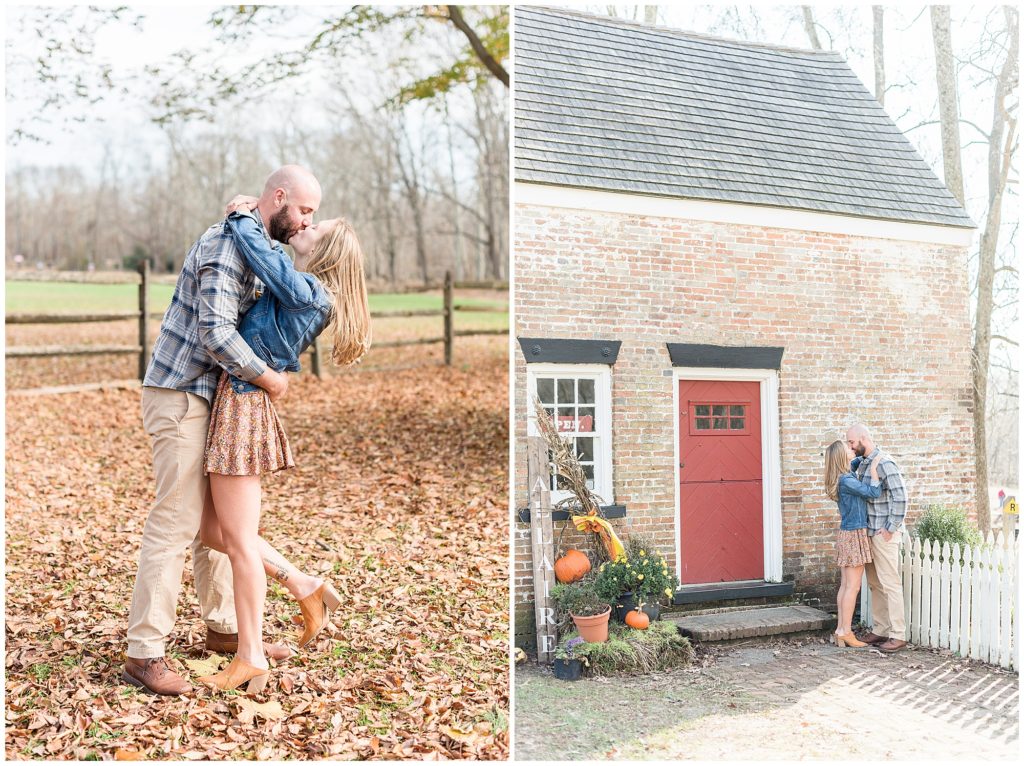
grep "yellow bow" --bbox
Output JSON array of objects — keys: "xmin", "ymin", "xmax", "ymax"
[{"xmin": 572, "ymin": 514, "xmax": 626, "ymax": 561}]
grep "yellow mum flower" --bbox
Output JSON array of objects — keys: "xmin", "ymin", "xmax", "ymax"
[
  {"xmin": 637, "ymin": 574, "xmax": 644, "ymax": 581},
  {"xmin": 664, "ymin": 588, "xmax": 673, "ymax": 598},
  {"xmin": 639, "ymin": 550, "xmax": 646, "ymax": 556}
]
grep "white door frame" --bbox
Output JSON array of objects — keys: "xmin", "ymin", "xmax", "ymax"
[{"xmin": 672, "ymin": 367, "xmax": 783, "ymax": 584}]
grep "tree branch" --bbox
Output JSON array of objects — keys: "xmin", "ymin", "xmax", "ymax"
[{"xmin": 446, "ymin": 6, "xmax": 508, "ymax": 87}]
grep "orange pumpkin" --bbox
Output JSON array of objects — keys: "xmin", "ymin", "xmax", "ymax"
[
  {"xmin": 625, "ymin": 608, "xmax": 650, "ymax": 630},
  {"xmin": 554, "ymin": 549, "xmax": 591, "ymax": 584}
]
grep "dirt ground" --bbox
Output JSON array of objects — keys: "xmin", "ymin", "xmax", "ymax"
[{"xmin": 514, "ymin": 634, "xmax": 1020, "ymax": 761}]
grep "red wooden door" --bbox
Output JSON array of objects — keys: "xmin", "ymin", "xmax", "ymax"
[{"xmin": 678, "ymin": 380, "xmax": 763, "ymax": 583}]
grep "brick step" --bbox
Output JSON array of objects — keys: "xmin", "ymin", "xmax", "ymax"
[{"xmin": 669, "ymin": 605, "xmax": 835, "ymax": 642}]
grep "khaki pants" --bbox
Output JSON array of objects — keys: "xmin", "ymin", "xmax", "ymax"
[
  {"xmin": 126, "ymin": 387, "xmax": 236, "ymax": 658},
  {"xmin": 865, "ymin": 530, "xmax": 906, "ymax": 641}
]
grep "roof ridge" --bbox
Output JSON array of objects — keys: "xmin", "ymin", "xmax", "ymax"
[{"xmin": 520, "ymin": 5, "xmax": 845, "ymax": 59}]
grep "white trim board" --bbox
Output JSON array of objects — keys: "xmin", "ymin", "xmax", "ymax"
[
  {"xmin": 671, "ymin": 367, "xmax": 783, "ymax": 585},
  {"xmin": 515, "ymin": 182, "xmax": 976, "ymax": 247}
]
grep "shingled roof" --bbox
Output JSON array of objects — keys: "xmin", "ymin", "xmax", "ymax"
[{"xmin": 515, "ymin": 7, "xmax": 974, "ymax": 229}]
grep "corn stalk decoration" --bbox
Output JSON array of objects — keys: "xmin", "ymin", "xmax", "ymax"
[{"xmin": 532, "ymin": 396, "xmax": 625, "ymax": 562}]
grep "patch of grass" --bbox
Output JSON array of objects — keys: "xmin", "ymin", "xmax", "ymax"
[
  {"xmin": 484, "ymin": 707, "xmax": 508, "ymax": 734},
  {"xmin": 29, "ymin": 663, "xmax": 52, "ymax": 682},
  {"xmin": 61, "ymin": 655, "xmax": 80, "ymax": 668},
  {"xmin": 356, "ymin": 705, "xmax": 372, "ymax": 727},
  {"xmin": 61, "ymin": 579, "xmax": 77, "ymax": 595}
]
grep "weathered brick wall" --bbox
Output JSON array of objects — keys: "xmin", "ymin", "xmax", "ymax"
[{"xmin": 513, "ymin": 203, "xmax": 975, "ymax": 648}]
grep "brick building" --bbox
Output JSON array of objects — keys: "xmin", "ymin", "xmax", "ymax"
[{"xmin": 513, "ymin": 8, "xmax": 976, "ymax": 650}]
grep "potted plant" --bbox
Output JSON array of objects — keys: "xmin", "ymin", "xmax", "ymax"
[
  {"xmin": 553, "ymin": 636, "xmax": 589, "ymax": 680},
  {"xmin": 551, "ymin": 582, "xmax": 611, "ymax": 643},
  {"xmin": 594, "ymin": 536, "xmax": 679, "ymax": 623}
]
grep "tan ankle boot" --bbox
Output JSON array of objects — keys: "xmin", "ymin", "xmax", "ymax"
[
  {"xmin": 297, "ymin": 582, "xmax": 342, "ymax": 648},
  {"xmin": 198, "ymin": 656, "xmax": 270, "ymax": 694}
]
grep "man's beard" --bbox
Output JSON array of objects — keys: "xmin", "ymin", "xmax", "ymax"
[{"xmin": 269, "ymin": 205, "xmax": 296, "ymax": 243}]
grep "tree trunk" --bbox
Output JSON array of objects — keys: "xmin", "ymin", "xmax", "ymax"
[
  {"xmin": 872, "ymin": 6, "xmax": 885, "ymax": 106},
  {"xmin": 930, "ymin": 5, "xmax": 966, "ymax": 205},
  {"xmin": 971, "ymin": 6, "xmax": 1018, "ymax": 532},
  {"xmin": 801, "ymin": 6, "xmax": 822, "ymax": 50}
]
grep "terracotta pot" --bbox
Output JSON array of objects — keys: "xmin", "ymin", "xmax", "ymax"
[{"xmin": 570, "ymin": 606, "xmax": 611, "ymax": 643}]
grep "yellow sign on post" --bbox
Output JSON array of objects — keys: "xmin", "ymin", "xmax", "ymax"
[{"xmin": 1007, "ymin": 497, "xmax": 1018, "ymax": 515}]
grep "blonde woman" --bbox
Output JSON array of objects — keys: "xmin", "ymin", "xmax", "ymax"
[
  {"xmin": 197, "ymin": 200, "xmax": 371, "ymax": 692},
  {"xmin": 824, "ymin": 440, "xmax": 880, "ymax": 648}
]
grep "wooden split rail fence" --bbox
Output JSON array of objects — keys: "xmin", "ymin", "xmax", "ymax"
[
  {"xmin": 6, "ymin": 263, "xmax": 507, "ymax": 393},
  {"xmin": 860, "ymin": 529, "xmax": 1019, "ymax": 670}
]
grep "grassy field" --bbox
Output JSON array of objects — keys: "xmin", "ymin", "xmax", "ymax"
[
  {"xmin": 5, "ymin": 280, "xmax": 508, "ymax": 390},
  {"xmin": 5, "ymin": 280, "xmax": 507, "ymax": 323}
]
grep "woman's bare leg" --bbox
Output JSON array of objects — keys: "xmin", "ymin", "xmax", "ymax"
[
  {"xmin": 840, "ymin": 565, "xmax": 864, "ymax": 634},
  {"xmin": 201, "ymin": 487, "xmax": 322, "ymax": 601},
  {"xmin": 208, "ymin": 474, "xmax": 268, "ymax": 669},
  {"xmin": 836, "ymin": 567, "xmax": 846, "ymax": 634}
]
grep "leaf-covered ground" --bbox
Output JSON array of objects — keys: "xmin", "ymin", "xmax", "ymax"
[{"xmin": 4, "ymin": 351, "xmax": 510, "ymax": 760}]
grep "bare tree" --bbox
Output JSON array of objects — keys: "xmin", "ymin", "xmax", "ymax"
[
  {"xmin": 931, "ymin": 6, "xmax": 967, "ymax": 205},
  {"xmin": 969, "ymin": 6, "xmax": 1019, "ymax": 530},
  {"xmin": 872, "ymin": 6, "xmax": 885, "ymax": 106},
  {"xmin": 802, "ymin": 6, "xmax": 823, "ymax": 50}
]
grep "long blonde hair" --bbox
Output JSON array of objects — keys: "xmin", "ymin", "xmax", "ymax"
[
  {"xmin": 824, "ymin": 440, "xmax": 850, "ymax": 502},
  {"xmin": 305, "ymin": 219, "xmax": 371, "ymax": 366}
]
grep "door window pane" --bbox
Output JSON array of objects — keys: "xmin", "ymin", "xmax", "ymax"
[
  {"xmin": 694, "ymin": 404, "xmax": 710, "ymax": 416},
  {"xmin": 713, "ymin": 417, "xmax": 728, "ymax": 429}
]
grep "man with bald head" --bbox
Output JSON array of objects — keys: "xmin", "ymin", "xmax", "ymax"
[
  {"xmin": 846, "ymin": 423, "xmax": 909, "ymax": 653},
  {"xmin": 124, "ymin": 166, "xmax": 321, "ymax": 695}
]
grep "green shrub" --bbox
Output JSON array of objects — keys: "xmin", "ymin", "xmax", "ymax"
[{"xmin": 914, "ymin": 504, "xmax": 983, "ymax": 548}]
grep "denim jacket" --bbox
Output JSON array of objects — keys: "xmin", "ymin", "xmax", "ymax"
[
  {"xmin": 224, "ymin": 211, "xmax": 332, "ymax": 393},
  {"xmin": 836, "ymin": 469, "xmax": 882, "ymax": 531}
]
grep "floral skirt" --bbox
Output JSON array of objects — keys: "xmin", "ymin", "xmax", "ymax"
[
  {"xmin": 836, "ymin": 528, "xmax": 873, "ymax": 568},
  {"xmin": 204, "ymin": 372, "xmax": 295, "ymax": 476}
]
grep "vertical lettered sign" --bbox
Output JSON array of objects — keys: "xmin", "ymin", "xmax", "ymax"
[{"xmin": 527, "ymin": 436, "xmax": 557, "ymax": 663}]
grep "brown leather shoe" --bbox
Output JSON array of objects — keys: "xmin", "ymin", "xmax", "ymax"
[
  {"xmin": 205, "ymin": 629, "xmax": 294, "ymax": 661},
  {"xmin": 878, "ymin": 638, "xmax": 908, "ymax": 653},
  {"xmin": 122, "ymin": 656, "xmax": 192, "ymax": 696},
  {"xmin": 857, "ymin": 631, "xmax": 888, "ymax": 645}
]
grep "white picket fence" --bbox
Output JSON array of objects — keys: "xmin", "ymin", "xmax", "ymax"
[{"xmin": 860, "ymin": 530, "xmax": 1019, "ymax": 670}]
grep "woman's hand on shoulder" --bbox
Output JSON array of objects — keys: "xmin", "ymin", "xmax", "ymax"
[{"xmin": 224, "ymin": 194, "xmax": 259, "ymax": 217}]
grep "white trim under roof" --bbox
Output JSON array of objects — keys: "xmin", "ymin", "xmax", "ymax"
[{"xmin": 515, "ymin": 182, "xmax": 976, "ymax": 247}]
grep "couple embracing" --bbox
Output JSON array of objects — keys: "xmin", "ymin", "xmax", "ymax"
[
  {"xmin": 122, "ymin": 165, "xmax": 372, "ymax": 695},
  {"xmin": 824, "ymin": 424, "xmax": 908, "ymax": 653}
]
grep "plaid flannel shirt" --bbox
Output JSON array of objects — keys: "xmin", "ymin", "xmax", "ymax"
[
  {"xmin": 143, "ymin": 213, "xmax": 269, "ymax": 404},
  {"xmin": 855, "ymin": 448, "xmax": 908, "ymax": 536}
]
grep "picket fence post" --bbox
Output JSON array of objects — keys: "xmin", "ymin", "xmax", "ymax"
[{"xmin": 939, "ymin": 541, "xmax": 952, "ymax": 649}]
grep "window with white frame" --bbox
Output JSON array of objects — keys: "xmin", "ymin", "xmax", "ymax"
[{"xmin": 526, "ymin": 365, "xmax": 613, "ymax": 506}]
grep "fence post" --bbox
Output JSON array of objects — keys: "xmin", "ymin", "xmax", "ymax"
[
  {"xmin": 138, "ymin": 259, "xmax": 150, "ymax": 382},
  {"xmin": 311, "ymin": 337, "xmax": 323, "ymax": 379},
  {"xmin": 528, "ymin": 436, "xmax": 556, "ymax": 664},
  {"xmin": 443, "ymin": 270, "xmax": 453, "ymax": 366}
]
